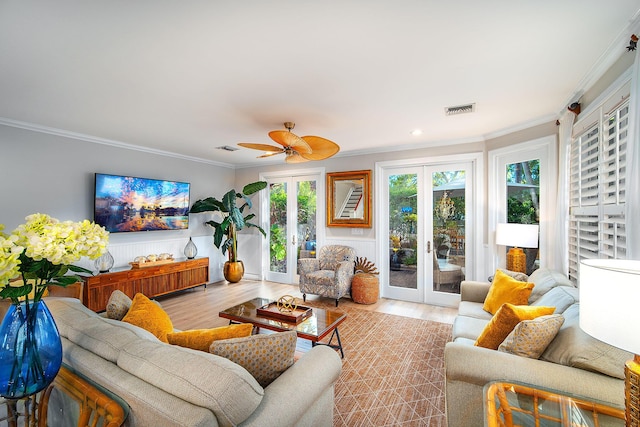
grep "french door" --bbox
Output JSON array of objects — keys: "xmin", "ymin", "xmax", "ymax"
[
  {"xmin": 380, "ymin": 161, "xmax": 474, "ymax": 306},
  {"xmin": 264, "ymin": 174, "xmax": 319, "ymax": 284}
]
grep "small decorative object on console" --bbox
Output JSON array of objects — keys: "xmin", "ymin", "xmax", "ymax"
[
  {"xmin": 129, "ymin": 253, "xmax": 174, "ymax": 268},
  {"xmin": 94, "ymin": 250, "xmax": 115, "ymax": 273},
  {"xmin": 184, "ymin": 237, "xmax": 198, "ymax": 259}
]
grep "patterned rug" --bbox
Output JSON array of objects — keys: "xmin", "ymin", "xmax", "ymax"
[{"xmin": 302, "ymin": 300, "xmax": 453, "ymax": 427}]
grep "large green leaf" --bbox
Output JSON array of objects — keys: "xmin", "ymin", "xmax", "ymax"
[
  {"xmin": 190, "ymin": 197, "xmax": 224, "ymax": 213},
  {"xmin": 222, "ymin": 190, "xmax": 237, "ymax": 212},
  {"xmin": 229, "ymin": 207, "xmax": 245, "ymax": 230},
  {"xmin": 243, "ymin": 181, "xmax": 267, "ymax": 196},
  {"xmin": 244, "ymin": 221, "xmax": 266, "ymax": 237}
]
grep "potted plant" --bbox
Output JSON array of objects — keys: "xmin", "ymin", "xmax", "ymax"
[{"xmin": 190, "ymin": 181, "xmax": 267, "ymax": 283}]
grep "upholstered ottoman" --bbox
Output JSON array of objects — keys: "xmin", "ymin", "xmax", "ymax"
[{"xmin": 351, "ymin": 273, "xmax": 379, "ymax": 304}]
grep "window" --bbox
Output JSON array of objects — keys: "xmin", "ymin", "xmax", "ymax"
[{"xmin": 568, "ymin": 98, "xmax": 629, "ymax": 282}]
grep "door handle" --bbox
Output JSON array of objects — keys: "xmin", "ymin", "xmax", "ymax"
[
  {"xmin": 292, "ymin": 235, "xmax": 297, "ymax": 246},
  {"xmin": 427, "ymin": 241, "xmax": 431, "ymax": 253}
]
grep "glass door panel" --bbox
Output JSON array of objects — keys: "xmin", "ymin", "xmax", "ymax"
[
  {"xmin": 296, "ymin": 179, "xmax": 317, "ymax": 276},
  {"xmin": 388, "ymin": 173, "xmax": 418, "ymax": 290},
  {"xmin": 266, "ymin": 175, "xmax": 318, "ymax": 284},
  {"xmin": 431, "ymin": 169, "xmax": 466, "ymax": 295},
  {"xmin": 268, "ymin": 181, "xmax": 287, "ymax": 277}
]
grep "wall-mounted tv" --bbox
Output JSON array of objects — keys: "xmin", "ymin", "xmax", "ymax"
[{"xmin": 94, "ymin": 173, "xmax": 190, "ymax": 232}]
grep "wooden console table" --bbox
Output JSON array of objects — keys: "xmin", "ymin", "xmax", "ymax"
[{"xmin": 82, "ymin": 257, "xmax": 209, "ymax": 312}]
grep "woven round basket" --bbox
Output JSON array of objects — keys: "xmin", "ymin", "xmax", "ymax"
[{"xmin": 351, "ymin": 273, "xmax": 379, "ymax": 304}]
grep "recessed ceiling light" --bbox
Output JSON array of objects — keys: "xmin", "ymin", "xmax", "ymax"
[{"xmin": 411, "ymin": 129, "xmax": 423, "ymax": 136}]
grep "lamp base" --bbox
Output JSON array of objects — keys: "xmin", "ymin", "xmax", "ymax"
[
  {"xmin": 506, "ymin": 247, "xmax": 527, "ymax": 273},
  {"xmin": 626, "ymin": 355, "xmax": 640, "ymax": 427}
]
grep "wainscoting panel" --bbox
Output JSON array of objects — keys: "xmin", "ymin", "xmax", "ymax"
[{"xmin": 324, "ymin": 238, "xmax": 377, "ymax": 265}]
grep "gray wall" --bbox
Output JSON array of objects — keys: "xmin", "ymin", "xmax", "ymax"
[{"xmin": 0, "ymin": 124, "xmax": 235, "ymax": 280}]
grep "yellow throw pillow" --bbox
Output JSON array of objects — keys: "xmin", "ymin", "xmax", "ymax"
[
  {"xmin": 167, "ymin": 324, "xmax": 254, "ymax": 352},
  {"xmin": 483, "ymin": 269, "xmax": 534, "ymax": 315},
  {"xmin": 122, "ymin": 293, "xmax": 174, "ymax": 343},
  {"xmin": 475, "ymin": 304, "xmax": 555, "ymax": 350}
]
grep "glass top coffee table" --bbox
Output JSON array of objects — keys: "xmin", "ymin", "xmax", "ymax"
[{"xmin": 219, "ymin": 297, "xmax": 347, "ymax": 358}]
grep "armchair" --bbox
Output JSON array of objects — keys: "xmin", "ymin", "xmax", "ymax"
[{"xmin": 298, "ymin": 245, "xmax": 356, "ymax": 307}]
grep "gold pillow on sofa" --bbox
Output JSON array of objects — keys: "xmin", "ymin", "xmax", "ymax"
[
  {"xmin": 483, "ymin": 270, "xmax": 534, "ymax": 315},
  {"xmin": 475, "ymin": 304, "xmax": 555, "ymax": 350},
  {"xmin": 167, "ymin": 324, "xmax": 254, "ymax": 352},
  {"xmin": 122, "ymin": 293, "xmax": 174, "ymax": 343}
]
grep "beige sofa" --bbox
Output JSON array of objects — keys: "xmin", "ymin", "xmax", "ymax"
[
  {"xmin": 46, "ymin": 298, "xmax": 342, "ymax": 427},
  {"xmin": 444, "ymin": 268, "xmax": 630, "ymax": 427}
]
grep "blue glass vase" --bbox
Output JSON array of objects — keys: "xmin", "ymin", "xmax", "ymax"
[{"xmin": 0, "ymin": 300, "xmax": 62, "ymax": 399}]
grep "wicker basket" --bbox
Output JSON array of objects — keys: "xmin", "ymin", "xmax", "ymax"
[{"xmin": 351, "ymin": 273, "xmax": 379, "ymax": 304}]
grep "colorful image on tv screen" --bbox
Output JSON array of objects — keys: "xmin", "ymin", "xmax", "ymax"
[{"xmin": 95, "ymin": 174, "xmax": 190, "ymax": 232}]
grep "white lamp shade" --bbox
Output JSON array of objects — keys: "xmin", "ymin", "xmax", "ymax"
[
  {"xmin": 495, "ymin": 223, "xmax": 539, "ymax": 248},
  {"xmin": 579, "ymin": 259, "xmax": 640, "ymax": 355}
]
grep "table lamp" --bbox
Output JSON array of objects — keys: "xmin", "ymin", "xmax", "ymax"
[
  {"xmin": 495, "ymin": 223, "xmax": 539, "ymax": 273},
  {"xmin": 580, "ymin": 259, "xmax": 640, "ymax": 427}
]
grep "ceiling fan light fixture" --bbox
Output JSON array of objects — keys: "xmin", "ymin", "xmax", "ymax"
[{"xmin": 238, "ymin": 121, "xmax": 339, "ymax": 163}]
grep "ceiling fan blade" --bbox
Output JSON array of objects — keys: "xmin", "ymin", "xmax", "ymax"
[
  {"xmin": 238, "ymin": 142, "xmax": 283, "ymax": 152},
  {"xmin": 285, "ymin": 151, "xmax": 309, "ymax": 163},
  {"xmin": 257, "ymin": 151, "xmax": 284, "ymax": 159},
  {"xmin": 268, "ymin": 130, "xmax": 312, "ymax": 154},
  {"xmin": 299, "ymin": 136, "xmax": 340, "ymax": 160}
]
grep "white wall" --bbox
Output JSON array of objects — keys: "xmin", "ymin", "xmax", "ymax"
[{"xmin": 0, "ymin": 124, "xmax": 235, "ymax": 282}]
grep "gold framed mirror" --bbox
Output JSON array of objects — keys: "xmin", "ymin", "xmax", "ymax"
[{"xmin": 326, "ymin": 169, "xmax": 372, "ymax": 228}]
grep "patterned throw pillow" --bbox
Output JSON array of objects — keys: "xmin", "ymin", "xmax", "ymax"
[
  {"xmin": 106, "ymin": 290, "xmax": 132, "ymax": 320},
  {"xmin": 122, "ymin": 293, "xmax": 174, "ymax": 343},
  {"xmin": 498, "ymin": 314, "xmax": 565, "ymax": 358},
  {"xmin": 475, "ymin": 304, "xmax": 556, "ymax": 350},
  {"xmin": 167, "ymin": 324, "xmax": 254, "ymax": 352},
  {"xmin": 210, "ymin": 330, "xmax": 297, "ymax": 387},
  {"xmin": 483, "ymin": 270, "xmax": 534, "ymax": 315}
]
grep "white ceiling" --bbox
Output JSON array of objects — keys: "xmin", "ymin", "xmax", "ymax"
[{"xmin": 1, "ymin": 1, "xmax": 639, "ymax": 167}]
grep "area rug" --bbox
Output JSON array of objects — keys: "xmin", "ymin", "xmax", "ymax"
[{"xmin": 302, "ymin": 300, "xmax": 453, "ymax": 427}]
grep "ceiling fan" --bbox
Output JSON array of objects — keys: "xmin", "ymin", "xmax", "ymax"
[{"xmin": 238, "ymin": 122, "xmax": 340, "ymax": 163}]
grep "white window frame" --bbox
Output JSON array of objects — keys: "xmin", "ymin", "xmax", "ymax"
[{"xmin": 488, "ymin": 136, "xmax": 557, "ymax": 273}]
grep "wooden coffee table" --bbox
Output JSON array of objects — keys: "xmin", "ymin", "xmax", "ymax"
[{"xmin": 219, "ymin": 297, "xmax": 347, "ymax": 358}]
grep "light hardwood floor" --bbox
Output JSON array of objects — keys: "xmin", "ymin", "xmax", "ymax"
[{"xmin": 157, "ymin": 279, "xmax": 458, "ymax": 331}]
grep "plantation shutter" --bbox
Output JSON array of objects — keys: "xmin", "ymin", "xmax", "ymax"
[{"xmin": 568, "ymin": 100, "xmax": 629, "ymax": 282}]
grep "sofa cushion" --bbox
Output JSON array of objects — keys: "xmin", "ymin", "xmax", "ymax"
[
  {"xmin": 122, "ymin": 293, "xmax": 173, "ymax": 343},
  {"xmin": 498, "ymin": 314, "xmax": 565, "ymax": 359},
  {"xmin": 532, "ymin": 286, "xmax": 579, "ymax": 313},
  {"xmin": 106, "ymin": 290, "xmax": 132, "ymax": 320},
  {"xmin": 541, "ymin": 304, "xmax": 632, "ymax": 379},
  {"xmin": 118, "ymin": 339, "xmax": 264, "ymax": 427},
  {"xmin": 452, "ymin": 315, "xmax": 490, "ymax": 341},
  {"xmin": 527, "ymin": 267, "xmax": 574, "ymax": 303},
  {"xmin": 483, "ymin": 270, "xmax": 534, "ymax": 315},
  {"xmin": 210, "ymin": 331, "xmax": 297, "ymax": 387},
  {"xmin": 458, "ymin": 301, "xmax": 493, "ymax": 320},
  {"xmin": 167, "ymin": 324, "xmax": 254, "ymax": 352},
  {"xmin": 475, "ymin": 304, "xmax": 555, "ymax": 350},
  {"xmin": 488, "ymin": 269, "xmax": 529, "ymax": 283}
]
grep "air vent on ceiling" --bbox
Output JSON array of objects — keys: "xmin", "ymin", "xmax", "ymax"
[
  {"xmin": 216, "ymin": 145, "xmax": 239, "ymax": 152},
  {"xmin": 445, "ymin": 103, "xmax": 476, "ymax": 116}
]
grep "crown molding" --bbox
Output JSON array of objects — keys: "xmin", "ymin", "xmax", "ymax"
[
  {"xmin": 0, "ymin": 117, "xmax": 235, "ymax": 169},
  {"xmin": 558, "ymin": 10, "xmax": 640, "ymax": 115}
]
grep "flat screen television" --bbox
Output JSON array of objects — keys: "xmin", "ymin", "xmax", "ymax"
[{"xmin": 94, "ymin": 173, "xmax": 190, "ymax": 232}]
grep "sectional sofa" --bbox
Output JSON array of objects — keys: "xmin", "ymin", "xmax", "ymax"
[
  {"xmin": 444, "ymin": 268, "xmax": 631, "ymax": 427},
  {"xmin": 46, "ymin": 298, "xmax": 342, "ymax": 427}
]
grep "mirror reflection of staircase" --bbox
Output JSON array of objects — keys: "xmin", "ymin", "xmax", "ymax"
[{"xmin": 337, "ymin": 186, "xmax": 363, "ymax": 218}]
